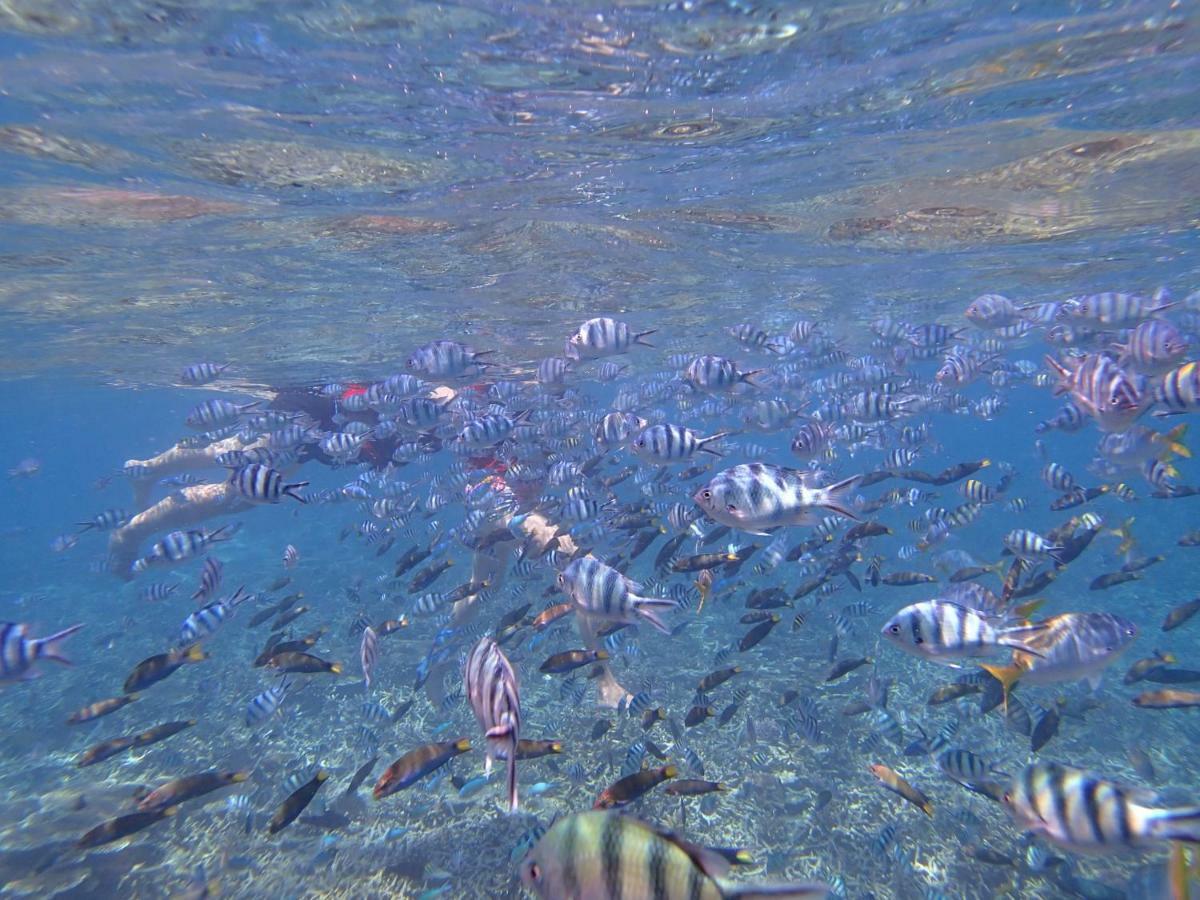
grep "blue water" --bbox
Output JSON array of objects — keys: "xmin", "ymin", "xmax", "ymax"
[{"xmin": 1, "ymin": 1, "xmax": 1199, "ymax": 898}]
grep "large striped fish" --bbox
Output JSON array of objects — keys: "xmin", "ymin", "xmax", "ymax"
[
  {"xmin": 1005, "ymin": 762, "xmax": 1200, "ymax": 852},
  {"xmin": 464, "ymin": 637, "xmax": 521, "ymax": 812}
]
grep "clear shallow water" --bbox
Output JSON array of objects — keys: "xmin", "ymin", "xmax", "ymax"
[{"xmin": 1, "ymin": 1, "xmax": 1199, "ymax": 898}]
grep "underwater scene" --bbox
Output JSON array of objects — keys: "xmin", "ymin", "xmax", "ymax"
[{"xmin": 2, "ymin": 0, "xmax": 1200, "ymax": 898}]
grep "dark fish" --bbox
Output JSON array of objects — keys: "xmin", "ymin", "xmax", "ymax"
[
  {"xmin": 664, "ymin": 779, "xmax": 728, "ymax": 796},
  {"xmin": 393, "ymin": 544, "xmax": 431, "ymax": 577},
  {"xmin": 844, "ymin": 521, "xmax": 891, "ymax": 542},
  {"xmin": 1089, "ymin": 571, "xmax": 1140, "ymax": 590},
  {"xmin": 671, "ymin": 550, "xmax": 743, "ymax": 573},
  {"xmin": 123, "ymin": 645, "xmax": 207, "ymax": 693},
  {"xmin": 881, "ymin": 571, "xmax": 938, "ymax": 586},
  {"xmin": 738, "ymin": 615, "xmax": 780, "ymax": 651},
  {"xmin": 270, "ymin": 605, "xmax": 309, "ymax": 631},
  {"xmin": 133, "ymin": 719, "xmax": 196, "ymax": 748},
  {"xmin": 409, "ymin": 558, "xmax": 453, "ymax": 592},
  {"xmin": 868, "ymin": 763, "xmax": 933, "ymax": 816},
  {"xmin": 1124, "ymin": 650, "xmax": 1177, "ymax": 684},
  {"xmin": 255, "ymin": 632, "xmax": 319, "ymax": 666},
  {"xmin": 539, "ymin": 649, "xmax": 608, "ymax": 674},
  {"xmin": 697, "ymin": 666, "xmax": 742, "ymax": 693},
  {"xmin": 1030, "ymin": 703, "xmax": 1061, "ymax": 752},
  {"xmin": 77, "ymin": 735, "xmax": 138, "ymax": 767},
  {"xmin": 265, "ymin": 651, "xmax": 342, "ymax": 675},
  {"xmin": 684, "ymin": 706, "xmax": 715, "ymax": 727},
  {"xmin": 77, "ymin": 807, "xmax": 177, "ymax": 848},
  {"xmin": 928, "ymin": 683, "xmax": 980, "ymax": 705},
  {"xmin": 137, "ymin": 770, "xmax": 248, "ymax": 811},
  {"xmin": 745, "ymin": 587, "xmax": 791, "ymax": 610},
  {"xmin": 343, "ymin": 756, "xmax": 378, "ymax": 797},
  {"xmin": 1132, "ymin": 689, "xmax": 1200, "ymax": 708},
  {"xmin": 1163, "ymin": 597, "xmax": 1200, "ymax": 631},
  {"xmin": 1142, "ymin": 668, "xmax": 1200, "ymax": 685},
  {"xmin": 594, "ymin": 764, "xmax": 677, "ymax": 809},
  {"xmin": 590, "ymin": 720, "xmax": 612, "ymax": 740},
  {"xmin": 374, "ymin": 739, "xmax": 471, "ymax": 799},
  {"xmin": 641, "ymin": 707, "xmax": 666, "ymax": 731},
  {"xmin": 68, "ymin": 694, "xmax": 137, "ymax": 724},
  {"xmin": 825, "ymin": 657, "xmax": 871, "ymax": 682},
  {"xmin": 268, "ymin": 770, "xmax": 328, "ymax": 835},
  {"xmin": 515, "ymin": 739, "xmax": 563, "ymax": 760}
]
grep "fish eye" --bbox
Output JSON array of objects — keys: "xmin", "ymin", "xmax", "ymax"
[
  {"xmin": 888, "ymin": 624, "xmax": 900, "ymax": 635},
  {"xmin": 701, "ymin": 490, "xmax": 711, "ymax": 500},
  {"xmin": 526, "ymin": 862, "xmax": 542, "ymax": 882},
  {"xmin": 1125, "ymin": 627, "xmax": 1135, "ymax": 637}
]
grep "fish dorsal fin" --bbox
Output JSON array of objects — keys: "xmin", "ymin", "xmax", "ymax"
[{"xmin": 639, "ymin": 817, "xmax": 731, "ymax": 879}]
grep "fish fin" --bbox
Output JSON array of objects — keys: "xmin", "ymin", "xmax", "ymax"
[
  {"xmin": 638, "ymin": 820, "xmax": 730, "ymax": 880},
  {"xmin": 283, "ymin": 483, "xmax": 309, "ymax": 503},
  {"xmin": 998, "ymin": 638, "xmax": 1045, "ymax": 659},
  {"xmin": 1165, "ymin": 423, "xmax": 1191, "ymax": 459},
  {"xmin": 1148, "ymin": 808, "xmax": 1200, "ymax": 845},
  {"xmin": 632, "ymin": 603, "xmax": 673, "ymax": 635},
  {"xmin": 819, "ymin": 475, "xmax": 862, "ymax": 521},
  {"xmin": 35, "ymin": 623, "xmax": 85, "ymax": 665},
  {"xmin": 979, "ymin": 662, "xmax": 1022, "ymax": 715},
  {"xmin": 506, "ymin": 741, "xmax": 519, "ymax": 813},
  {"xmin": 1086, "ymin": 674, "xmax": 1103, "ymax": 692},
  {"xmin": 634, "ymin": 329, "xmax": 657, "ymax": 348},
  {"xmin": 1010, "ymin": 597, "xmax": 1046, "ymax": 619}
]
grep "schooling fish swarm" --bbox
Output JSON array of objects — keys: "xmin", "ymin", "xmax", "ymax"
[{"xmin": 12, "ymin": 291, "xmax": 1200, "ymax": 898}]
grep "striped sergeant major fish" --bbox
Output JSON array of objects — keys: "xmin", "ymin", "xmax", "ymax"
[
  {"xmin": 0, "ymin": 622, "xmax": 83, "ymax": 683},
  {"xmin": 1155, "ymin": 361, "xmax": 1200, "ymax": 415},
  {"xmin": 683, "ymin": 355, "xmax": 761, "ymax": 392},
  {"xmin": 981, "ymin": 612, "xmax": 1138, "ymax": 710},
  {"xmin": 692, "ymin": 463, "xmax": 860, "ymax": 536},
  {"xmin": 191, "ymin": 556, "xmax": 223, "ymax": 603},
  {"xmin": 881, "ymin": 600, "xmax": 1046, "ymax": 665},
  {"xmin": 558, "ymin": 556, "xmax": 680, "ymax": 635},
  {"xmin": 184, "ymin": 397, "xmax": 261, "ymax": 430},
  {"xmin": 565, "ymin": 317, "xmax": 655, "ymax": 360},
  {"xmin": 406, "ymin": 339, "xmax": 491, "ymax": 378},
  {"xmin": 464, "ymin": 637, "xmax": 521, "ymax": 812},
  {"xmin": 1004, "ymin": 761, "xmax": 1200, "ymax": 852},
  {"xmin": 245, "ymin": 676, "xmax": 295, "ymax": 728},
  {"xmin": 360, "ymin": 625, "xmax": 379, "ymax": 692},
  {"xmin": 133, "ymin": 525, "xmax": 237, "ymax": 572},
  {"xmin": 631, "ymin": 424, "xmax": 732, "ymax": 464},
  {"xmin": 178, "ymin": 587, "xmax": 251, "ymax": 646},
  {"xmin": 229, "ymin": 464, "xmax": 308, "ymax": 504},
  {"xmin": 519, "ymin": 811, "xmax": 829, "ymax": 900},
  {"xmin": 179, "ymin": 362, "xmax": 228, "ymax": 385},
  {"xmin": 1044, "ymin": 353, "xmax": 1145, "ymax": 432},
  {"xmin": 1059, "ymin": 291, "xmax": 1174, "ymax": 327}
]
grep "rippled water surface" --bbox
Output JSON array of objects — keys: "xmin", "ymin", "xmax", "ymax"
[{"xmin": 1, "ymin": 1, "xmax": 1199, "ymax": 898}]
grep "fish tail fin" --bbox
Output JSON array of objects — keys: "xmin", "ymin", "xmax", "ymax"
[
  {"xmin": 979, "ymin": 662, "xmax": 1022, "ymax": 715},
  {"xmin": 1009, "ymin": 597, "xmax": 1046, "ymax": 620},
  {"xmin": 723, "ymin": 884, "xmax": 831, "ymax": 900},
  {"xmin": 819, "ymin": 475, "xmax": 862, "ymax": 521},
  {"xmin": 283, "ymin": 482, "xmax": 309, "ymax": 503},
  {"xmin": 631, "ymin": 596, "xmax": 677, "ymax": 635},
  {"xmin": 697, "ymin": 431, "xmax": 734, "ymax": 456},
  {"xmin": 1147, "ymin": 808, "xmax": 1200, "ymax": 845},
  {"xmin": 739, "ymin": 369, "xmax": 765, "ymax": 387},
  {"xmin": 634, "ymin": 329, "xmax": 657, "ymax": 348},
  {"xmin": 35, "ymin": 623, "xmax": 84, "ymax": 665},
  {"xmin": 1165, "ymin": 423, "xmax": 1190, "ymax": 459},
  {"xmin": 507, "ymin": 738, "xmax": 519, "ymax": 813}
]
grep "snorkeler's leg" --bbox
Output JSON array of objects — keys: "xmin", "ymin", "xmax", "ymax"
[
  {"xmin": 123, "ymin": 436, "xmax": 256, "ymax": 508},
  {"xmin": 576, "ymin": 612, "xmax": 633, "ymax": 709},
  {"xmin": 107, "ymin": 482, "xmax": 245, "ymax": 581},
  {"xmin": 514, "ymin": 513, "xmax": 631, "ymax": 707}
]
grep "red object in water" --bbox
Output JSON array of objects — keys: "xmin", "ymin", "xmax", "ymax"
[
  {"xmin": 341, "ymin": 383, "xmax": 367, "ymax": 399},
  {"xmin": 470, "ymin": 455, "xmax": 508, "ymax": 475}
]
